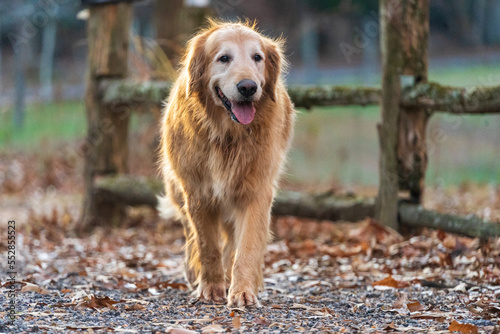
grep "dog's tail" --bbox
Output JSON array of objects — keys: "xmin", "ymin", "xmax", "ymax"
[{"xmin": 156, "ymin": 195, "xmax": 178, "ymax": 221}]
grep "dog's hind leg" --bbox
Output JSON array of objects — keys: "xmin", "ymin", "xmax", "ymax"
[
  {"xmin": 159, "ymin": 181, "xmax": 201, "ymax": 290},
  {"xmin": 183, "ymin": 221, "xmax": 201, "ymax": 289}
]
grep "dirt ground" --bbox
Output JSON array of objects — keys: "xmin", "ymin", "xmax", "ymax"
[
  {"xmin": 1, "ymin": 150, "xmax": 500, "ymax": 333},
  {"xmin": 1, "ymin": 213, "xmax": 500, "ymax": 333}
]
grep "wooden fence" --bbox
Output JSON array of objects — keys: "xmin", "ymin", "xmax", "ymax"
[{"xmin": 77, "ymin": 0, "xmax": 500, "ymax": 237}]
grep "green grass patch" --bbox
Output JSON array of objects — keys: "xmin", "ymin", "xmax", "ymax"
[
  {"xmin": 0, "ymin": 101, "xmax": 86, "ymax": 151},
  {"xmin": 0, "ymin": 101, "xmax": 153, "ymax": 152},
  {"xmin": 429, "ymin": 64, "xmax": 500, "ymax": 87},
  {"xmin": 287, "ymin": 106, "xmax": 499, "ymax": 187}
]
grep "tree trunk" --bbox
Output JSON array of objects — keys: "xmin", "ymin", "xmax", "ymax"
[
  {"xmin": 13, "ymin": 55, "xmax": 26, "ymax": 128},
  {"xmin": 470, "ymin": 0, "xmax": 486, "ymax": 46},
  {"xmin": 13, "ymin": 21, "xmax": 27, "ymax": 128},
  {"xmin": 484, "ymin": 0, "xmax": 500, "ymax": 45},
  {"xmin": 40, "ymin": 20, "xmax": 57, "ymax": 102},
  {"xmin": 299, "ymin": 12, "xmax": 319, "ymax": 83}
]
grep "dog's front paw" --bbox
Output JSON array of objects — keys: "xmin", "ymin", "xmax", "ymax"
[
  {"xmin": 228, "ymin": 289, "xmax": 261, "ymax": 308},
  {"xmin": 198, "ymin": 281, "xmax": 226, "ymax": 303}
]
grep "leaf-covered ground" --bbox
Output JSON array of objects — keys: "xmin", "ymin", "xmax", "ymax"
[
  {"xmin": 1, "ymin": 212, "xmax": 500, "ymax": 333},
  {"xmin": 1, "ymin": 150, "xmax": 500, "ymax": 333}
]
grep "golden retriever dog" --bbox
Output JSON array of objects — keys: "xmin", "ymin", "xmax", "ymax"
[{"xmin": 158, "ymin": 20, "xmax": 295, "ymax": 307}]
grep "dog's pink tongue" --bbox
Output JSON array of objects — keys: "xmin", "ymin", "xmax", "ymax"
[{"xmin": 232, "ymin": 101, "xmax": 255, "ymax": 125}]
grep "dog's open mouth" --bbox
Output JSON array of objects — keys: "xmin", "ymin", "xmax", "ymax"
[{"xmin": 216, "ymin": 87, "xmax": 256, "ymax": 125}]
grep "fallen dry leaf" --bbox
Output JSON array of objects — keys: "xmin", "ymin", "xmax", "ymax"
[
  {"xmin": 1, "ymin": 281, "xmax": 25, "ymax": 288},
  {"xmin": 167, "ymin": 328, "xmax": 198, "ymax": 334},
  {"xmin": 410, "ymin": 311, "xmax": 446, "ymax": 322},
  {"xmin": 290, "ymin": 303, "xmax": 312, "ymax": 310},
  {"xmin": 200, "ymin": 324, "xmax": 225, "ymax": 333},
  {"xmin": 320, "ymin": 243, "xmax": 365, "ymax": 257},
  {"xmin": 21, "ymin": 283, "xmax": 49, "ymax": 294},
  {"xmin": 383, "ymin": 322, "xmax": 397, "ymax": 331},
  {"xmin": 75, "ymin": 295, "xmax": 123, "ymax": 310},
  {"xmin": 125, "ymin": 303, "xmax": 146, "ymax": 311},
  {"xmin": 253, "ymin": 317, "xmax": 270, "ymax": 326},
  {"xmin": 442, "ymin": 235, "xmax": 457, "ymax": 249},
  {"xmin": 448, "ymin": 320, "xmax": 479, "ymax": 334},
  {"xmin": 66, "ymin": 325, "xmax": 114, "ymax": 331},
  {"xmin": 155, "ymin": 281, "xmax": 189, "ymax": 290},
  {"xmin": 232, "ymin": 315, "xmax": 241, "ymax": 329},
  {"xmin": 393, "ymin": 294, "xmax": 408, "ymax": 309},
  {"xmin": 372, "ymin": 276, "xmax": 409, "ymax": 289},
  {"xmin": 286, "ymin": 239, "xmax": 317, "ymax": 257},
  {"xmin": 407, "ymin": 301, "xmax": 424, "ymax": 313},
  {"xmin": 391, "ymin": 294, "xmax": 410, "ymax": 315}
]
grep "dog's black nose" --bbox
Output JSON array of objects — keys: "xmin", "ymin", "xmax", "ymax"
[{"xmin": 237, "ymin": 79, "xmax": 257, "ymax": 98}]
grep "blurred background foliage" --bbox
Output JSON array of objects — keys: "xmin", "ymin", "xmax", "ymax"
[{"xmin": 0, "ymin": 0, "xmax": 499, "ymax": 189}]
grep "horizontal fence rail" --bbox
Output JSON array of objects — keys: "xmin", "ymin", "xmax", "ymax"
[
  {"xmin": 99, "ymin": 79, "xmax": 500, "ymax": 113},
  {"xmin": 401, "ymin": 82, "xmax": 500, "ymax": 114},
  {"xmin": 91, "ymin": 174, "xmax": 500, "ymax": 239}
]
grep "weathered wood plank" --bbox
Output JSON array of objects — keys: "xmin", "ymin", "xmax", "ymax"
[
  {"xmin": 401, "ymin": 82, "xmax": 500, "ymax": 114},
  {"xmin": 98, "ymin": 79, "xmax": 500, "ymax": 113},
  {"xmin": 376, "ymin": 0, "xmax": 402, "ymax": 230},
  {"xmin": 399, "ymin": 203, "xmax": 500, "ymax": 239},
  {"xmin": 93, "ymin": 176, "xmax": 375, "ymax": 222},
  {"xmin": 95, "ymin": 175, "xmax": 163, "ymax": 207},
  {"xmin": 99, "ymin": 80, "xmax": 381, "ymax": 109},
  {"xmin": 100, "ymin": 80, "xmax": 172, "ymax": 108},
  {"xmin": 397, "ymin": 0, "xmax": 430, "ymax": 203},
  {"xmin": 92, "ymin": 175, "xmax": 500, "ymax": 239},
  {"xmin": 79, "ymin": 2, "xmax": 133, "ymax": 231},
  {"xmin": 273, "ymin": 191, "xmax": 375, "ymax": 222},
  {"xmin": 287, "ymin": 85, "xmax": 381, "ymax": 109}
]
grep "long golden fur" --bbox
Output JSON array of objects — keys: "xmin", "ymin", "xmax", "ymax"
[{"xmin": 159, "ymin": 20, "xmax": 296, "ymax": 307}]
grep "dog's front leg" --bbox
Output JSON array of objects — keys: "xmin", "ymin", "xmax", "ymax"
[
  {"xmin": 228, "ymin": 194, "xmax": 272, "ymax": 307},
  {"xmin": 185, "ymin": 201, "xmax": 226, "ymax": 303}
]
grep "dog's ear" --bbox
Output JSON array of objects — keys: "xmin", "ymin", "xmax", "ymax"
[
  {"xmin": 264, "ymin": 38, "xmax": 285, "ymax": 102},
  {"xmin": 184, "ymin": 32, "xmax": 208, "ymax": 97}
]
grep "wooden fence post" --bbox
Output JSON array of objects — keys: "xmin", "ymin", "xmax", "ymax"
[
  {"xmin": 79, "ymin": 1, "xmax": 133, "ymax": 230},
  {"xmin": 154, "ymin": 0, "xmax": 184, "ymax": 64},
  {"xmin": 376, "ymin": 0, "xmax": 403, "ymax": 230},
  {"xmin": 376, "ymin": 0, "xmax": 430, "ymax": 230},
  {"xmin": 397, "ymin": 0, "xmax": 429, "ymax": 203}
]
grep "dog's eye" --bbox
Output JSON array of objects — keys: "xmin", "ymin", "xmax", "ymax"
[
  {"xmin": 218, "ymin": 55, "xmax": 230, "ymax": 63},
  {"xmin": 254, "ymin": 54, "xmax": 262, "ymax": 62}
]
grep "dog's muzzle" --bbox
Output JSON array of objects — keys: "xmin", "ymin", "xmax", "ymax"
[{"xmin": 216, "ymin": 87, "xmax": 256, "ymax": 125}]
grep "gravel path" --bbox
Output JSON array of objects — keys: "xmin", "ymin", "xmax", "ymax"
[{"xmin": 1, "ymin": 215, "xmax": 499, "ymax": 333}]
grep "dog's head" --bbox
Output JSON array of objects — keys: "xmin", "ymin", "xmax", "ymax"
[{"xmin": 183, "ymin": 20, "xmax": 285, "ymax": 125}]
